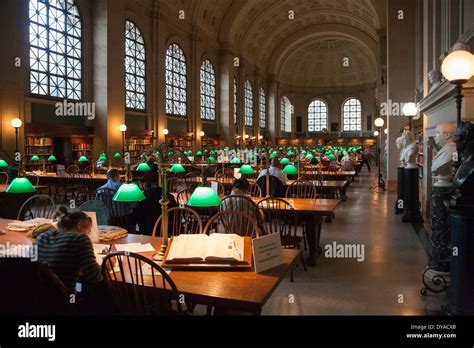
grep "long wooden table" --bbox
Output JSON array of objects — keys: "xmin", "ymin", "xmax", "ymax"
[
  {"xmin": 207, "ymin": 178, "xmax": 348, "ymax": 201},
  {"xmin": 251, "ymin": 197, "xmax": 338, "ymax": 267},
  {"xmin": 0, "ymin": 219, "xmax": 299, "ymax": 315}
]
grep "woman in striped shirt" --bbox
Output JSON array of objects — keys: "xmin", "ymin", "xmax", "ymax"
[{"xmin": 35, "ymin": 207, "xmax": 102, "ymax": 293}]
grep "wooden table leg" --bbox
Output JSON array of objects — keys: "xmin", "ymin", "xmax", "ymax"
[
  {"xmin": 305, "ymin": 215, "xmax": 322, "ymax": 267},
  {"xmin": 340, "ymin": 187, "xmax": 347, "ymax": 202}
]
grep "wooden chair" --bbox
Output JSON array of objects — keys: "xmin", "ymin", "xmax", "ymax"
[
  {"xmin": 285, "ymin": 180, "xmax": 317, "ymax": 199},
  {"xmin": 256, "ymin": 198, "xmax": 306, "ymax": 281},
  {"xmin": 95, "ymin": 188, "xmax": 132, "ymax": 230},
  {"xmin": 256, "ymin": 175, "xmax": 285, "ymax": 197},
  {"xmin": 152, "ymin": 207, "xmax": 203, "ymax": 237},
  {"xmin": 167, "ymin": 177, "xmax": 187, "ymax": 194},
  {"xmin": 0, "ymin": 171, "xmax": 8, "ymax": 185},
  {"xmin": 176, "ymin": 189, "xmax": 191, "ymax": 205},
  {"xmin": 203, "ymin": 210, "xmax": 261, "ymax": 238},
  {"xmin": 25, "ymin": 172, "xmax": 40, "ymax": 186},
  {"xmin": 65, "ymin": 165, "xmax": 80, "ymax": 175},
  {"xmin": 79, "ymin": 199, "xmax": 110, "ymax": 225},
  {"xmin": 82, "ymin": 165, "xmax": 93, "ymax": 174},
  {"xmin": 220, "ymin": 195, "xmax": 262, "ymax": 227},
  {"xmin": 248, "ymin": 182, "xmax": 262, "ymax": 197},
  {"xmin": 17, "ymin": 194, "xmax": 56, "ymax": 221},
  {"xmin": 214, "ymin": 167, "xmax": 234, "ymax": 180},
  {"xmin": 184, "ymin": 173, "xmax": 201, "ymax": 191},
  {"xmin": 101, "ymin": 252, "xmax": 184, "ymax": 315}
]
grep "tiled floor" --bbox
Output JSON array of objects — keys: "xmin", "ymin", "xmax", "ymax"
[{"xmin": 263, "ymin": 169, "xmax": 448, "ymax": 315}]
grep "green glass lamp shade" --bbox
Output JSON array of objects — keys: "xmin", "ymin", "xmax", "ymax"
[
  {"xmin": 230, "ymin": 157, "xmax": 241, "ymax": 164},
  {"xmin": 208, "ymin": 156, "xmax": 217, "ymax": 164},
  {"xmin": 114, "ymin": 152, "xmax": 122, "ymax": 159},
  {"xmin": 113, "ymin": 183, "xmax": 146, "ymax": 202},
  {"xmin": 204, "ymin": 149, "xmax": 209, "ymax": 153},
  {"xmin": 306, "ymin": 154, "xmax": 314, "ymax": 160},
  {"xmin": 6, "ymin": 177, "xmax": 36, "ymax": 193},
  {"xmin": 167, "ymin": 151, "xmax": 174, "ymax": 157},
  {"xmin": 287, "ymin": 151, "xmax": 294, "ymax": 156},
  {"xmin": 47, "ymin": 155, "xmax": 57, "ymax": 161},
  {"xmin": 196, "ymin": 151, "xmax": 203, "ymax": 156},
  {"xmin": 301, "ymin": 150, "xmax": 307, "ymax": 155},
  {"xmin": 328, "ymin": 154, "xmax": 336, "ymax": 160},
  {"xmin": 0, "ymin": 159, "xmax": 8, "ymax": 167},
  {"xmin": 78, "ymin": 156, "xmax": 89, "ymax": 162},
  {"xmin": 136, "ymin": 162, "xmax": 152, "ymax": 171},
  {"xmin": 249, "ymin": 154, "xmax": 255, "ymax": 160},
  {"xmin": 239, "ymin": 164, "xmax": 254, "ymax": 174},
  {"xmin": 280, "ymin": 158, "xmax": 290, "ymax": 165},
  {"xmin": 98, "ymin": 153, "xmax": 107, "ymax": 161},
  {"xmin": 187, "ymin": 187, "xmax": 222, "ymax": 207},
  {"xmin": 278, "ymin": 147, "xmax": 283, "ymax": 151},
  {"xmin": 170, "ymin": 164, "xmax": 186, "ymax": 173},
  {"xmin": 282, "ymin": 164, "xmax": 298, "ymax": 175},
  {"xmin": 31, "ymin": 155, "xmax": 40, "ymax": 161}
]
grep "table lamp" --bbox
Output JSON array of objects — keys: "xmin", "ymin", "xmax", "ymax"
[{"xmin": 187, "ymin": 187, "xmax": 222, "ymax": 207}]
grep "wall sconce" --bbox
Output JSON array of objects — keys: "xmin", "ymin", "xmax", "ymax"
[{"xmin": 162, "ymin": 128, "xmax": 169, "ymax": 135}]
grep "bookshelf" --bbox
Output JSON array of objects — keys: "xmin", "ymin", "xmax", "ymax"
[
  {"xmin": 126, "ymin": 135, "xmax": 152, "ymax": 163},
  {"xmin": 201, "ymin": 137, "xmax": 220, "ymax": 152},
  {"xmin": 167, "ymin": 136, "xmax": 193, "ymax": 153},
  {"xmin": 71, "ymin": 136, "xmax": 93, "ymax": 162},
  {"xmin": 25, "ymin": 136, "xmax": 54, "ymax": 170}
]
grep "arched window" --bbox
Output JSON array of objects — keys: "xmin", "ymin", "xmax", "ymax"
[
  {"xmin": 281, "ymin": 97, "xmax": 286, "ymax": 131},
  {"xmin": 125, "ymin": 21, "xmax": 146, "ymax": 110},
  {"xmin": 165, "ymin": 43, "xmax": 187, "ymax": 116},
  {"xmin": 308, "ymin": 99, "xmax": 328, "ymax": 132},
  {"xmin": 29, "ymin": 0, "xmax": 83, "ymax": 100},
  {"xmin": 200, "ymin": 60, "xmax": 216, "ymax": 121},
  {"xmin": 244, "ymin": 80, "xmax": 253, "ymax": 127},
  {"xmin": 233, "ymin": 78, "xmax": 238, "ymax": 125},
  {"xmin": 342, "ymin": 98, "xmax": 362, "ymax": 131},
  {"xmin": 281, "ymin": 96, "xmax": 292, "ymax": 132},
  {"xmin": 259, "ymin": 88, "xmax": 266, "ymax": 129}
]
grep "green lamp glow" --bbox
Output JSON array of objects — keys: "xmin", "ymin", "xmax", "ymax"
[
  {"xmin": 301, "ymin": 150, "xmax": 307, "ymax": 155},
  {"xmin": 280, "ymin": 158, "xmax": 290, "ymax": 165},
  {"xmin": 230, "ymin": 157, "xmax": 241, "ymax": 164},
  {"xmin": 204, "ymin": 149, "xmax": 209, "ymax": 153},
  {"xmin": 170, "ymin": 164, "xmax": 186, "ymax": 173},
  {"xmin": 287, "ymin": 151, "xmax": 294, "ymax": 156},
  {"xmin": 31, "ymin": 155, "xmax": 40, "ymax": 161},
  {"xmin": 0, "ymin": 159, "xmax": 8, "ymax": 167},
  {"xmin": 113, "ymin": 183, "xmax": 146, "ymax": 202},
  {"xmin": 98, "ymin": 153, "xmax": 107, "ymax": 161},
  {"xmin": 78, "ymin": 156, "xmax": 89, "ymax": 162},
  {"xmin": 239, "ymin": 164, "xmax": 254, "ymax": 174},
  {"xmin": 6, "ymin": 177, "xmax": 36, "ymax": 193},
  {"xmin": 136, "ymin": 162, "xmax": 152, "ymax": 171},
  {"xmin": 114, "ymin": 152, "xmax": 122, "ymax": 159},
  {"xmin": 269, "ymin": 152, "xmax": 277, "ymax": 159},
  {"xmin": 186, "ymin": 187, "xmax": 222, "ymax": 207},
  {"xmin": 306, "ymin": 154, "xmax": 314, "ymax": 160},
  {"xmin": 47, "ymin": 155, "xmax": 57, "ymax": 161},
  {"xmin": 328, "ymin": 154, "xmax": 336, "ymax": 160},
  {"xmin": 196, "ymin": 151, "xmax": 203, "ymax": 156},
  {"xmin": 282, "ymin": 164, "xmax": 298, "ymax": 175},
  {"xmin": 208, "ymin": 156, "xmax": 217, "ymax": 164}
]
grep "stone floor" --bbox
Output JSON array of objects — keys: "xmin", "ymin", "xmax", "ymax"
[{"xmin": 263, "ymin": 168, "xmax": 448, "ymax": 315}]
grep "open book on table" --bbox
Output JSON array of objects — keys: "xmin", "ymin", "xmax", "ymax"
[{"xmin": 165, "ymin": 233, "xmax": 245, "ymax": 264}]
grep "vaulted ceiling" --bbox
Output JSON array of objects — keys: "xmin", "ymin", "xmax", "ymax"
[{"xmin": 159, "ymin": 0, "xmax": 385, "ymax": 89}]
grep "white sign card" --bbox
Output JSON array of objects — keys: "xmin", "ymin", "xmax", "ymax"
[
  {"xmin": 211, "ymin": 181, "xmax": 219, "ymax": 194},
  {"xmin": 84, "ymin": 211, "xmax": 100, "ymax": 243},
  {"xmin": 252, "ymin": 232, "xmax": 283, "ymax": 273},
  {"xmin": 233, "ymin": 167, "xmax": 241, "ymax": 180}
]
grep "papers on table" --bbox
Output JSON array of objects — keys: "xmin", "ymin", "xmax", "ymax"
[
  {"xmin": 115, "ymin": 243, "xmax": 155, "ymax": 253},
  {"xmin": 93, "ymin": 243, "xmax": 113, "ymax": 264},
  {"xmin": 7, "ymin": 218, "xmax": 55, "ymax": 232}
]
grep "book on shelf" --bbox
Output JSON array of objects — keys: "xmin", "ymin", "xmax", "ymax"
[{"xmin": 165, "ymin": 233, "xmax": 245, "ymax": 264}]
